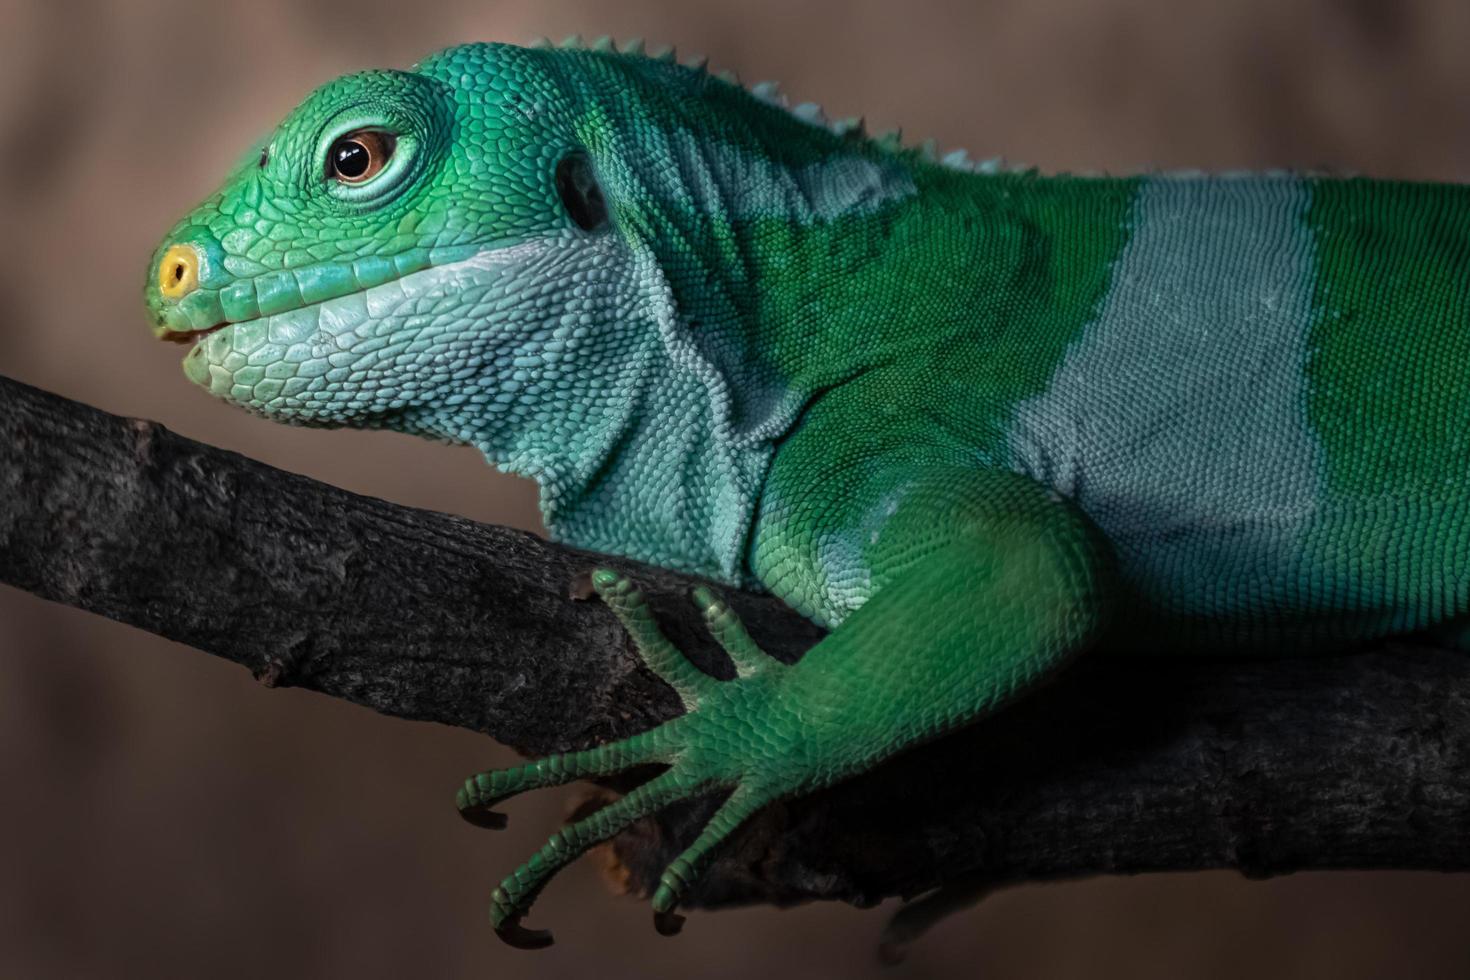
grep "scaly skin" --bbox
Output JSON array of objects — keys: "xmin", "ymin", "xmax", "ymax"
[{"xmin": 145, "ymin": 38, "xmax": 1470, "ymax": 944}]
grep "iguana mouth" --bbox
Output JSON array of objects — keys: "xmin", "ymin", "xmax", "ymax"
[
  {"xmin": 160, "ymin": 322, "xmax": 230, "ymax": 345},
  {"xmin": 152, "ymin": 274, "xmax": 412, "ymax": 349},
  {"xmin": 149, "ymin": 242, "xmax": 493, "ymax": 348}
]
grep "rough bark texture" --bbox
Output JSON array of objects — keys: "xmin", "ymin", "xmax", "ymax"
[{"xmin": 3, "ymin": 372, "xmax": 1468, "ymax": 919}]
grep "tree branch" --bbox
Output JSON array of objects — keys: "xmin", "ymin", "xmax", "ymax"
[{"xmin": 3, "ymin": 372, "xmax": 1468, "ymax": 924}]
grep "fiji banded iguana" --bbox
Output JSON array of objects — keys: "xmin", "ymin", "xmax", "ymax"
[{"xmin": 144, "ymin": 37, "xmax": 1470, "ymax": 947}]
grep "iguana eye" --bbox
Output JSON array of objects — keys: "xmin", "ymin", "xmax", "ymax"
[{"xmin": 328, "ymin": 131, "xmax": 394, "ymax": 183}]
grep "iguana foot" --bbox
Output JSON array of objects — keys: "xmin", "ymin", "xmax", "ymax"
[{"xmin": 456, "ymin": 569, "xmax": 794, "ymax": 947}]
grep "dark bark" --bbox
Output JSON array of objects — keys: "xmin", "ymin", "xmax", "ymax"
[{"xmin": 3, "ymin": 372, "xmax": 1468, "ymax": 924}]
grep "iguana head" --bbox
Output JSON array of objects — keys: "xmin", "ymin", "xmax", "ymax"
[{"xmin": 145, "ymin": 42, "xmax": 658, "ymax": 458}]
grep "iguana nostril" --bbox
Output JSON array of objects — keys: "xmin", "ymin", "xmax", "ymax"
[{"xmin": 157, "ymin": 243, "xmax": 200, "ymax": 300}]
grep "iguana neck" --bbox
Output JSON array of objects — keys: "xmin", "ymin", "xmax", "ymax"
[{"xmin": 533, "ymin": 244, "xmax": 775, "ymax": 585}]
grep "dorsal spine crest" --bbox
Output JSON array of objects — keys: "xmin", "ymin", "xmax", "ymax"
[{"xmin": 530, "ymin": 35, "xmax": 1017, "ymax": 175}]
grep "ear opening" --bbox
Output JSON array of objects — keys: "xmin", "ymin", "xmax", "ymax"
[{"xmin": 555, "ymin": 152, "xmax": 610, "ymax": 232}]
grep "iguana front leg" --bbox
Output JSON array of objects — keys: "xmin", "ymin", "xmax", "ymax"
[{"xmin": 457, "ymin": 466, "xmax": 1115, "ymax": 947}]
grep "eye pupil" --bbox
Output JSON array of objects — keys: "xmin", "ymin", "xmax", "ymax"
[
  {"xmin": 333, "ymin": 140, "xmax": 371, "ymax": 179},
  {"xmin": 327, "ymin": 131, "xmax": 393, "ymax": 184}
]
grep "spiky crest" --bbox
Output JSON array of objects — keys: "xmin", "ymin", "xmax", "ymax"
[{"xmin": 523, "ymin": 34, "xmax": 1016, "ymax": 175}]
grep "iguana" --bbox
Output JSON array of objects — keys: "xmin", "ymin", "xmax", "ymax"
[{"xmin": 143, "ymin": 37, "xmax": 1470, "ymax": 947}]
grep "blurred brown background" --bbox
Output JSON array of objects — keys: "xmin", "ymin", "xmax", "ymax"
[{"xmin": 4, "ymin": 0, "xmax": 1470, "ymax": 977}]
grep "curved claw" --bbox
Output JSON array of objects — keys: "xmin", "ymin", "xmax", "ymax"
[
  {"xmin": 568, "ymin": 569, "xmax": 598, "ymax": 601},
  {"xmin": 493, "ymin": 914, "xmax": 555, "ymax": 950},
  {"xmin": 458, "ymin": 806, "xmax": 508, "ymax": 830},
  {"xmin": 877, "ymin": 873, "xmax": 995, "ymax": 965},
  {"xmin": 653, "ymin": 909, "xmax": 686, "ymax": 937}
]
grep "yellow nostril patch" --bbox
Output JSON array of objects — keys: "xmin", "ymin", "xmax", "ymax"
[{"xmin": 158, "ymin": 243, "xmax": 200, "ymax": 300}]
